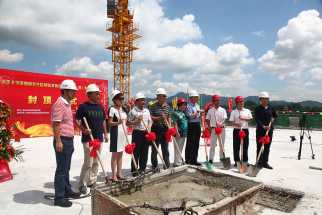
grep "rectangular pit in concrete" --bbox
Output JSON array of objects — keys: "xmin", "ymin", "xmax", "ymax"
[{"xmin": 92, "ymin": 166, "xmax": 263, "ymax": 215}]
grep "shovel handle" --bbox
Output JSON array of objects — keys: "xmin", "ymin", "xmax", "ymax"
[
  {"xmin": 117, "ymin": 109, "xmax": 138, "ymax": 171},
  {"xmin": 83, "ymin": 117, "xmax": 108, "ymax": 178},
  {"xmin": 141, "ymin": 119, "xmax": 167, "ymax": 169},
  {"xmin": 217, "ymin": 133, "xmax": 226, "ymax": 158}
]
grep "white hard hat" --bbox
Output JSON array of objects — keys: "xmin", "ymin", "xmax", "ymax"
[
  {"xmin": 135, "ymin": 92, "xmax": 145, "ymax": 100},
  {"xmin": 86, "ymin": 84, "xmax": 100, "ymax": 93},
  {"xmin": 189, "ymin": 90, "xmax": 199, "ymax": 97},
  {"xmin": 60, "ymin": 80, "xmax": 77, "ymax": 91},
  {"xmin": 259, "ymin": 91, "xmax": 269, "ymax": 98},
  {"xmin": 111, "ymin": 89, "xmax": 122, "ymax": 100},
  {"xmin": 156, "ymin": 88, "xmax": 167, "ymax": 96}
]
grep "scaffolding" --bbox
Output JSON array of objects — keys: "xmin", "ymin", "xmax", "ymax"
[{"xmin": 106, "ymin": 0, "xmax": 140, "ymax": 101}]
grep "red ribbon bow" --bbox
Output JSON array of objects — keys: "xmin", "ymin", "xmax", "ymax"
[
  {"xmin": 145, "ymin": 132, "xmax": 157, "ymax": 142},
  {"xmin": 89, "ymin": 139, "xmax": 101, "ymax": 158},
  {"xmin": 165, "ymin": 127, "xmax": 177, "ymax": 143},
  {"xmin": 239, "ymin": 130, "xmax": 246, "ymax": 139},
  {"xmin": 125, "ymin": 143, "xmax": 136, "ymax": 154},
  {"xmin": 259, "ymin": 135, "xmax": 271, "ymax": 145},
  {"xmin": 214, "ymin": 127, "xmax": 222, "ymax": 135}
]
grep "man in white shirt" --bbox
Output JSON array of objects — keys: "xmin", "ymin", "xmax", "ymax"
[
  {"xmin": 206, "ymin": 95, "xmax": 227, "ymax": 163},
  {"xmin": 128, "ymin": 92, "xmax": 152, "ymax": 175},
  {"xmin": 229, "ymin": 96, "xmax": 253, "ymax": 167}
]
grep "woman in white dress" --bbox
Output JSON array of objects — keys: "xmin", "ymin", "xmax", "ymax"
[{"xmin": 108, "ymin": 90, "xmax": 127, "ymax": 181}]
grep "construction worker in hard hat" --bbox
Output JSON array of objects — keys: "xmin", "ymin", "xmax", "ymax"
[
  {"xmin": 229, "ymin": 96, "xmax": 253, "ymax": 167},
  {"xmin": 186, "ymin": 90, "xmax": 203, "ymax": 166},
  {"xmin": 51, "ymin": 80, "xmax": 80, "ymax": 207},
  {"xmin": 171, "ymin": 97, "xmax": 188, "ymax": 167},
  {"xmin": 108, "ymin": 89, "xmax": 127, "ymax": 181},
  {"xmin": 254, "ymin": 91, "xmax": 278, "ymax": 169},
  {"xmin": 128, "ymin": 92, "xmax": 152, "ymax": 176},
  {"xmin": 76, "ymin": 84, "xmax": 108, "ymax": 194},
  {"xmin": 149, "ymin": 88, "xmax": 171, "ymax": 170},
  {"xmin": 206, "ymin": 94, "xmax": 227, "ymax": 164}
]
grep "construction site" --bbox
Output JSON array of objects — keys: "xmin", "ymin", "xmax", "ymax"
[{"xmin": 1, "ymin": 0, "xmax": 322, "ymax": 215}]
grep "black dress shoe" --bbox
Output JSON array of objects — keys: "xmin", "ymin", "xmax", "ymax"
[
  {"xmin": 65, "ymin": 191, "xmax": 81, "ymax": 199},
  {"xmin": 263, "ymin": 163, "xmax": 273, "ymax": 169},
  {"xmin": 54, "ymin": 199, "xmax": 72, "ymax": 207},
  {"xmin": 193, "ymin": 162, "xmax": 202, "ymax": 166}
]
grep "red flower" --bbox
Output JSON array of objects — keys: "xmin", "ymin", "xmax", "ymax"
[
  {"xmin": 239, "ymin": 130, "xmax": 246, "ymax": 139},
  {"xmin": 145, "ymin": 132, "xmax": 156, "ymax": 142},
  {"xmin": 259, "ymin": 135, "xmax": 271, "ymax": 145},
  {"xmin": 89, "ymin": 139, "xmax": 101, "ymax": 158},
  {"xmin": 165, "ymin": 127, "xmax": 177, "ymax": 143},
  {"xmin": 214, "ymin": 127, "xmax": 222, "ymax": 135},
  {"xmin": 202, "ymin": 128, "xmax": 211, "ymax": 139},
  {"xmin": 125, "ymin": 143, "xmax": 136, "ymax": 154}
]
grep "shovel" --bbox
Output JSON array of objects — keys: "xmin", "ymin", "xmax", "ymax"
[
  {"xmin": 164, "ymin": 119, "xmax": 186, "ymax": 166},
  {"xmin": 141, "ymin": 120, "xmax": 168, "ymax": 169},
  {"xmin": 247, "ymin": 121, "xmax": 272, "ymax": 177},
  {"xmin": 218, "ymin": 133, "xmax": 231, "ymax": 170},
  {"xmin": 83, "ymin": 117, "xmax": 109, "ymax": 183},
  {"xmin": 201, "ymin": 114, "xmax": 213, "ymax": 170},
  {"xmin": 237, "ymin": 129, "xmax": 248, "ymax": 173},
  {"xmin": 117, "ymin": 109, "xmax": 139, "ymax": 172}
]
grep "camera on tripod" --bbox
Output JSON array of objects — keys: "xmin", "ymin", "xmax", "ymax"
[{"xmin": 298, "ymin": 113, "xmax": 315, "ymax": 160}]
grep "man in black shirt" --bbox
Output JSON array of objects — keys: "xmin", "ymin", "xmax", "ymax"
[
  {"xmin": 254, "ymin": 91, "xmax": 278, "ymax": 169},
  {"xmin": 76, "ymin": 84, "xmax": 108, "ymax": 194}
]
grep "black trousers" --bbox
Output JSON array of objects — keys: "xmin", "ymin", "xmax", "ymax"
[
  {"xmin": 131, "ymin": 130, "xmax": 149, "ymax": 172},
  {"xmin": 185, "ymin": 122, "xmax": 201, "ymax": 164},
  {"xmin": 256, "ymin": 129, "xmax": 273, "ymax": 165},
  {"xmin": 233, "ymin": 129, "xmax": 249, "ymax": 163},
  {"xmin": 151, "ymin": 127, "xmax": 170, "ymax": 169}
]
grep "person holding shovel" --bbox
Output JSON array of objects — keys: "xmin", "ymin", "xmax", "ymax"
[
  {"xmin": 51, "ymin": 80, "xmax": 80, "ymax": 207},
  {"xmin": 149, "ymin": 88, "xmax": 171, "ymax": 170},
  {"xmin": 186, "ymin": 90, "xmax": 202, "ymax": 166},
  {"xmin": 255, "ymin": 92, "xmax": 277, "ymax": 169},
  {"xmin": 128, "ymin": 92, "xmax": 152, "ymax": 176},
  {"xmin": 108, "ymin": 89, "xmax": 127, "ymax": 181},
  {"xmin": 229, "ymin": 96, "xmax": 252, "ymax": 168},
  {"xmin": 171, "ymin": 97, "xmax": 188, "ymax": 167},
  {"xmin": 206, "ymin": 95, "xmax": 227, "ymax": 164},
  {"xmin": 76, "ymin": 84, "xmax": 108, "ymax": 194}
]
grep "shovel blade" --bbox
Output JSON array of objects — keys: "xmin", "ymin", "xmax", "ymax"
[
  {"xmin": 220, "ymin": 157, "xmax": 231, "ymax": 169},
  {"xmin": 237, "ymin": 162, "xmax": 248, "ymax": 173},
  {"xmin": 247, "ymin": 165, "xmax": 261, "ymax": 177}
]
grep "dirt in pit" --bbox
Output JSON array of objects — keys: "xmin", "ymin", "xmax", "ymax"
[{"xmin": 116, "ymin": 174, "xmax": 252, "ymax": 215}]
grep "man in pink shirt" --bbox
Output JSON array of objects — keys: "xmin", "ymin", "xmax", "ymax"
[{"xmin": 51, "ymin": 80, "xmax": 80, "ymax": 207}]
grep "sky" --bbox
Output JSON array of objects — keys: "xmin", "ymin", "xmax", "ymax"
[{"xmin": 1, "ymin": 0, "xmax": 322, "ymax": 101}]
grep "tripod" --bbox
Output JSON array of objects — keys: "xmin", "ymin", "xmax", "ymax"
[{"xmin": 297, "ymin": 114, "xmax": 315, "ymax": 160}]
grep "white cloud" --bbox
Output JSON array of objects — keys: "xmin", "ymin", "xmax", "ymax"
[
  {"xmin": 0, "ymin": 0, "xmax": 107, "ymax": 49},
  {"xmin": 251, "ymin": 30, "xmax": 265, "ymax": 37},
  {"xmin": 132, "ymin": 0, "xmax": 202, "ymax": 46},
  {"xmin": 309, "ymin": 67, "xmax": 322, "ymax": 80},
  {"xmin": 56, "ymin": 57, "xmax": 113, "ymax": 80},
  {"xmin": 0, "ymin": 49, "xmax": 24, "ymax": 63},
  {"xmin": 259, "ymin": 10, "xmax": 322, "ymax": 80},
  {"xmin": 258, "ymin": 9, "xmax": 322, "ymax": 100}
]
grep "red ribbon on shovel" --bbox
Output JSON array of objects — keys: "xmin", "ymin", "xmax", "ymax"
[
  {"xmin": 145, "ymin": 132, "xmax": 156, "ymax": 142},
  {"xmin": 125, "ymin": 143, "xmax": 136, "ymax": 154},
  {"xmin": 89, "ymin": 139, "xmax": 101, "ymax": 158}
]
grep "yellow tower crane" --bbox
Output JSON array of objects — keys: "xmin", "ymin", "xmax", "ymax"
[{"xmin": 106, "ymin": 0, "xmax": 140, "ymax": 101}]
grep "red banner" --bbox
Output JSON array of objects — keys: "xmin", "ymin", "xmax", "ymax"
[{"xmin": 0, "ymin": 68, "xmax": 108, "ymax": 139}]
